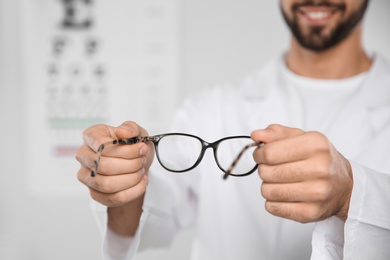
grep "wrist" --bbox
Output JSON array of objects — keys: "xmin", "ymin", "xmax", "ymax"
[{"xmin": 107, "ymin": 194, "xmax": 144, "ymax": 236}]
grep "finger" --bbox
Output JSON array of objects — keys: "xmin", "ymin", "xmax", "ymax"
[
  {"xmin": 96, "ymin": 156, "xmax": 146, "ymax": 175},
  {"xmin": 251, "ymin": 124, "xmax": 304, "ymax": 144},
  {"xmin": 78, "ymin": 166, "xmax": 146, "ymax": 193},
  {"xmin": 253, "ymin": 131, "xmax": 330, "ymax": 165},
  {"xmin": 89, "ymin": 175, "xmax": 149, "ymax": 207},
  {"xmin": 75, "ymin": 143, "xmax": 147, "ymax": 174},
  {"xmin": 82, "ymin": 124, "xmax": 117, "ymax": 152},
  {"xmin": 98, "ymin": 121, "xmax": 151, "ymax": 159},
  {"xmin": 114, "ymin": 121, "xmax": 145, "ymax": 140},
  {"xmin": 264, "ymin": 201, "xmax": 327, "ymax": 223},
  {"xmin": 258, "ymin": 157, "xmax": 330, "ymax": 183},
  {"xmin": 99, "ymin": 142, "xmax": 149, "ymax": 160},
  {"xmin": 82, "ymin": 121, "xmax": 143, "ymax": 153},
  {"xmin": 261, "ymin": 181, "xmax": 331, "ymax": 203},
  {"xmin": 75, "ymin": 144, "xmax": 97, "ymax": 169}
]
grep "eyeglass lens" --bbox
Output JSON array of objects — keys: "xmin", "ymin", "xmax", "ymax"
[
  {"xmin": 215, "ymin": 137, "xmax": 257, "ymax": 176},
  {"xmin": 156, "ymin": 134, "xmax": 203, "ymax": 172}
]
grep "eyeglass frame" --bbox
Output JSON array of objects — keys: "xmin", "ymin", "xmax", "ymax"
[{"xmin": 91, "ymin": 133, "xmax": 260, "ymax": 179}]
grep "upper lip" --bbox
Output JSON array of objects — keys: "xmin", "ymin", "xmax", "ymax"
[
  {"xmin": 293, "ymin": 2, "xmax": 345, "ymax": 13},
  {"xmin": 299, "ymin": 6, "xmax": 338, "ymax": 17}
]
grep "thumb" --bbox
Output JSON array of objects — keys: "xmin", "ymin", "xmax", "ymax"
[
  {"xmin": 114, "ymin": 121, "xmax": 144, "ymax": 139},
  {"xmin": 251, "ymin": 124, "xmax": 304, "ymax": 143}
]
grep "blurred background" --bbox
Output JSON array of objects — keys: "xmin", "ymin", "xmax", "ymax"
[{"xmin": 0, "ymin": 0, "xmax": 389, "ymax": 259}]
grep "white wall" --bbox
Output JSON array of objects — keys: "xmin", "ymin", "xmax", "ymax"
[{"xmin": 0, "ymin": 1, "xmax": 389, "ymax": 260}]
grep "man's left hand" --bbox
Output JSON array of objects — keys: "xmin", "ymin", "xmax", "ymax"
[{"xmin": 251, "ymin": 124, "xmax": 353, "ymax": 223}]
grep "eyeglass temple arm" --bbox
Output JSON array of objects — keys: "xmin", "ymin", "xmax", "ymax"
[
  {"xmin": 223, "ymin": 142, "xmax": 264, "ymax": 180},
  {"xmin": 91, "ymin": 136, "xmax": 157, "ymax": 177}
]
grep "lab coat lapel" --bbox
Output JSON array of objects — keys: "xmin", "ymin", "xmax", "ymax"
[
  {"xmin": 360, "ymin": 54, "xmax": 390, "ymax": 132},
  {"xmin": 241, "ymin": 58, "xmax": 291, "ymax": 130}
]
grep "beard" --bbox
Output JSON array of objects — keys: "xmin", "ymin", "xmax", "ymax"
[{"xmin": 281, "ymin": 0, "xmax": 369, "ymax": 51}]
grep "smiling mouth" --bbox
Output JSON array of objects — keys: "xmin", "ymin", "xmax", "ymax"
[
  {"xmin": 300, "ymin": 8, "xmax": 338, "ymax": 26},
  {"xmin": 294, "ymin": 3, "xmax": 345, "ymax": 25}
]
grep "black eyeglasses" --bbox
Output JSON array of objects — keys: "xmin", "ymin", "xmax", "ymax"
[{"xmin": 92, "ymin": 133, "xmax": 261, "ymax": 179}]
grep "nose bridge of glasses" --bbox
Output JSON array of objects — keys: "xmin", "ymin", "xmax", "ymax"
[
  {"xmin": 202, "ymin": 140, "xmax": 213, "ymax": 148},
  {"xmin": 205, "ymin": 139, "xmax": 225, "ymax": 163},
  {"xmin": 191, "ymin": 139, "xmax": 211, "ymax": 158}
]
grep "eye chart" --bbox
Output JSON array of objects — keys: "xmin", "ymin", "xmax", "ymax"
[{"xmin": 20, "ymin": 0, "xmax": 180, "ymax": 196}]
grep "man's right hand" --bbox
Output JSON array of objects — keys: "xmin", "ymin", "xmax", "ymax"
[{"xmin": 76, "ymin": 121, "xmax": 153, "ymax": 236}]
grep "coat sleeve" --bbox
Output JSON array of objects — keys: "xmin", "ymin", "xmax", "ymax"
[
  {"xmin": 311, "ymin": 161, "xmax": 390, "ymax": 260},
  {"xmin": 343, "ymin": 162, "xmax": 390, "ymax": 259},
  {"xmin": 90, "ymin": 159, "xmax": 198, "ymax": 260}
]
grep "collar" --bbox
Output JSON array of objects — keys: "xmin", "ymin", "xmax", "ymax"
[{"xmin": 241, "ymin": 53, "xmax": 390, "ymax": 109}]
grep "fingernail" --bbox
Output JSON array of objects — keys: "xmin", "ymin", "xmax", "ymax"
[
  {"xmin": 117, "ymin": 124, "xmax": 133, "ymax": 132},
  {"xmin": 140, "ymin": 145, "xmax": 148, "ymax": 156}
]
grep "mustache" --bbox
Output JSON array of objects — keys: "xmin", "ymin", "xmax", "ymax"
[{"xmin": 292, "ymin": 1, "xmax": 346, "ymax": 12}]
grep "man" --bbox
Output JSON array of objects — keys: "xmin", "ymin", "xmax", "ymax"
[{"xmin": 76, "ymin": 0, "xmax": 390, "ymax": 259}]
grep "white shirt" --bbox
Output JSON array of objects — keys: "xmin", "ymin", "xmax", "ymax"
[{"xmin": 92, "ymin": 53, "xmax": 390, "ymax": 260}]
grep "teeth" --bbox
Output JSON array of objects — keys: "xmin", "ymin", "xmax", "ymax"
[{"xmin": 306, "ymin": 11, "xmax": 329, "ymax": 20}]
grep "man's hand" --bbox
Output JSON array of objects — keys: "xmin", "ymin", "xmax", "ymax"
[
  {"xmin": 251, "ymin": 124, "xmax": 353, "ymax": 223},
  {"xmin": 75, "ymin": 121, "xmax": 154, "ymax": 235}
]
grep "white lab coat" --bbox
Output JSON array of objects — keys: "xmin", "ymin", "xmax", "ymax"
[{"xmin": 92, "ymin": 53, "xmax": 390, "ymax": 260}]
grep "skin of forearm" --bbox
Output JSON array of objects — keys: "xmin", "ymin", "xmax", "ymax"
[{"xmin": 107, "ymin": 194, "xmax": 145, "ymax": 236}]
